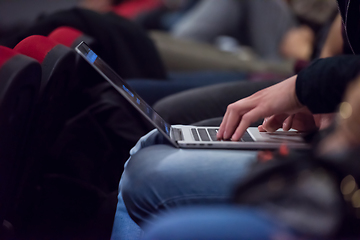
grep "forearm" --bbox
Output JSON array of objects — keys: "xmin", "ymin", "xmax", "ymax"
[{"xmin": 296, "ymin": 55, "xmax": 360, "ymax": 113}]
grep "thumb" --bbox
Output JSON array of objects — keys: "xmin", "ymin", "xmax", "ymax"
[{"xmin": 262, "ymin": 114, "xmax": 289, "ymax": 132}]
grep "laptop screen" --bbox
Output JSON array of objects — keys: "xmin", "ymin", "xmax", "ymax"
[{"xmin": 76, "ymin": 42, "xmax": 172, "ymax": 137}]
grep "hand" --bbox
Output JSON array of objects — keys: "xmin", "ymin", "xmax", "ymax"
[
  {"xmin": 79, "ymin": 0, "xmax": 113, "ymax": 12},
  {"xmin": 258, "ymin": 111, "xmax": 317, "ymax": 132},
  {"xmin": 217, "ymin": 75, "xmax": 303, "ymax": 141},
  {"xmin": 258, "ymin": 112, "xmax": 335, "ymax": 132},
  {"xmin": 280, "ymin": 25, "xmax": 315, "ymax": 61}
]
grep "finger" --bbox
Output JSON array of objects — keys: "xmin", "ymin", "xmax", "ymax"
[
  {"xmin": 282, "ymin": 115, "xmax": 294, "ymax": 131},
  {"xmin": 231, "ymin": 108, "xmax": 264, "ymax": 141},
  {"xmin": 258, "ymin": 125, "xmax": 266, "ymax": 132},
  {"xmin": 258, "ymin": 117, "xmax": 272, "ymax": 132},
  {"xmin": 262, "ymin": 114, "xmax": 289, "ymax": 132},
  {"xmin": 223, "ymin": 110, "xmax": 242, "ymax": 140},
  {"xmin": 217, "ymin": 110, "xmax": 230, "ymax": 139},
  {"xmin": 262, "ymin": 117, "xmax": 270, "ymax": 125},
  {"xmin": 219, "ymin": 102, "xmax": 254, "ymax": 140}
]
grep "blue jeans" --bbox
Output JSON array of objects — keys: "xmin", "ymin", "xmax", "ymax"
[
  {"xmin": 142, "ymin": 207, "xmax": 296, "ymax": 240},
  {"xmin": 111, "ymin": 129, "xmax": 258, "ymax": 239}
]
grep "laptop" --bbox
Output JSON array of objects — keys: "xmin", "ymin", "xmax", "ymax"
[{"xmin": 75, "ymin": 42, "xmax": 309, "ymax": 150}]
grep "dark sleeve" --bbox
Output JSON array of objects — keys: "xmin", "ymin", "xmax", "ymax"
[{"xmin": 296, "ymin": 55, "xmax": 360, "ymax": 114}]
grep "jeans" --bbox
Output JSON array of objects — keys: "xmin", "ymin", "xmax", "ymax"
[
  {"xmin": 111, "ymin": 129, "xmax": 258, "ymax": 239},
  {"xmin": 142, "ymin": 207, "xmax": 296, "ymax": 240}
]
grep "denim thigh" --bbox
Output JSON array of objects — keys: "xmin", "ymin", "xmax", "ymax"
[{"xmin": 121, "ymin": 140, "xmax": 257, "ymax": 226}]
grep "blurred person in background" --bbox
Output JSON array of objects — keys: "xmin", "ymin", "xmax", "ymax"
[{"xmin": 136, "ymin": 0, "xmax": 337, "ymax": 61}]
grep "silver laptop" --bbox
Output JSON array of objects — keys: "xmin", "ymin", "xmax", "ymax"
[{"xmin": 75, "ymin": 42, "xmax": 309, "ymax": 149}]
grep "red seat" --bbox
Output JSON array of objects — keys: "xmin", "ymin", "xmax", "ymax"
[
  {"xmin": 112, "ymin": 0, "xmax": 162, "ymax": 19},
  {"xmin": 14, "ymin": 35, "xmax": 76, "ymax": 95},
  {"xmin": 0, "ymin": 46, "xmax": 41, "ymax": 233},
  {"xmin": 48, "ymin": 26, "xmax": 96, "ymax": 49}
]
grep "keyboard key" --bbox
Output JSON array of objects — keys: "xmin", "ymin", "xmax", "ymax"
[
  {"xmin": 241, "ymin": 131, "xmax": 254, "ymax": 142},
  {"xmin": 207, "ymin": 129, "xmax": 218, "ymax": 141},
  {"xmin": 191, "ymin": 128, "xmax": 200, "ymax": 141},
  {"xmin": 198, "ymin": 128, "xmax": 210, "ymax": 141}
]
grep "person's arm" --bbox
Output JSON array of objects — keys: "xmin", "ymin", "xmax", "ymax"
[
  {"xmin": 320, "ymin": 14, "xmax": 343, "ymax": 58},
  {"xmin": 296, "ymin": 55, "xmax": 360, "ymax": 113},
  {"xmin": 217, "ymin": 55, "xmax": 360, "ymax": 141}
]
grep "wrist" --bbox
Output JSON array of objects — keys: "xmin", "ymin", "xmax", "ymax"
[{"xmin": 290, "ymin": 75, "xmax": 303, "ymax": 109}]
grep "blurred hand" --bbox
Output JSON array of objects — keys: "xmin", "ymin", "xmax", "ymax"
[
  {"xmin": 280, "ymin": 25, "xmax": 315, "ymax": 61},
  {"xmin": 217, "ymin": 75, "xmax": 303, "ymax": 141},
  {"xmin": 79, "ymin": 0, "xmax": 113, "ymax": 13}
]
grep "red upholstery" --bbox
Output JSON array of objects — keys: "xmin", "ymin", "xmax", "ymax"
[
  {"xmin": 48, "ymin": 27, "xmax": 83, "ymax": 47},
  {"xmin": 112, "ymin": 0, "xmax": 161, "ymax": 19},
  {"xmin": 0, "ymin": 46, "xmax": 18, "ymax": 69},
  {"xmin": 14, "ymin": 35, "xmax": 58, "ymax": 63}
]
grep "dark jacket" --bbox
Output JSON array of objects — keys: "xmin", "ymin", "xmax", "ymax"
[{"xmin": 338, "ymin": 0, "xmax": 360, "ymax": 54}]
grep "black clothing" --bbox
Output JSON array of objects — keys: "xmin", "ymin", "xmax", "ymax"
[
  {"xmin": 338, "ymin": 0, "xmax": 360, "ymax": 55},
  {"xmin": 296, "ymin": 55, "xmax": 360, "ymax": 113}
]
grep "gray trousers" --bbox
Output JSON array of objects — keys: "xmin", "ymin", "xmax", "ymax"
[
  {"xmin": 153, "ymin": 80, "xmax": 279, "ymax": 125},
  {"xmin": 171, "ymin": 0, "xmax": 298, "ymax": 60}
]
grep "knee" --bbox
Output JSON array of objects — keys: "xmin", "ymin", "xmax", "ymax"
[
  {"xmin": 120, "ymin": 159, "xmax": 156, "ymax": 225},
  {"xmin": 120, "ymin": 145, "xmax": 177, "ymax": 225}
]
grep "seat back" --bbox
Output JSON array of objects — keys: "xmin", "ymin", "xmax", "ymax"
[
  {"xmin": 48, "ymin": 26, "xmax": 107, "ymax": 91},
  {"xmin": 14, "ymin": 35, "xmax": 77, "ymax": 139},
  {"xmin": 48, "ymin": 26, "xmax": 96, "ymax": 49},
  {"xmin": 10, "ymin": 35, "xmax": 112, "ymax": 239},
  {"xmin": 14, "ymin": 35, "xmax": 76, "ymax": 96},
  {"xmin": 3, "ymin": 36, "xmax": 79, "ymax": 237},
  {"xmin": 0, "ymin": 46, "xmax": 41, "ymax": 236}
]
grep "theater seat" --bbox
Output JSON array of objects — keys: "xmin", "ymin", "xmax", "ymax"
[
  {"xmin": 14, "ymin": 34, "xmax": 77, "ymax": 126},
  {"xmin": 10, "ymin": 35, "xmax": 114, "ymax": 239},
  {"xmin": 48, "ymin": 26, "xmax": 96, "ymax": 49},
  {"xmin": 0, "ymin": 46, "xmax": 41, "ymax": 237},
  {"xmin": 49, "ymin": 26, "xmax": 107, "ymax": 90},
  {"xmin": 14, "ymin": 35, "xmax": 76, "ymax": 96},
  {"xmin": 13, "ymin": 35, "xmax": 77, "ymax": 186},
  {"xmin": 4, "ymin": 35, "xmax": 79, "ymax": 237}
]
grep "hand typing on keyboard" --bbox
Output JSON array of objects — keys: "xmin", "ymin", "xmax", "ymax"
[{"xmin": 217, "ymin": 76, "xmax": 304, "ymax": 141}]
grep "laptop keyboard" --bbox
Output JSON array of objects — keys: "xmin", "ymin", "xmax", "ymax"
[{"xmin": 191, "ymin": 128, "xmax": 254, "ymax": 142}]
